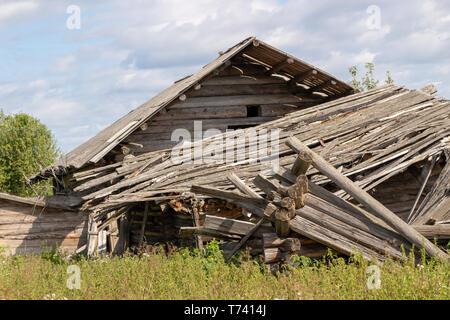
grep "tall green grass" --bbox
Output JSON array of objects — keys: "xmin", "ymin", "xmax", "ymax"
[{"xmin": 0, "ymin": 243, "xmax": 448, "ymax": 300}]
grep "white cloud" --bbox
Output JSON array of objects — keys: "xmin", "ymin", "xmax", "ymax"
[
  {"xmin": 0, "ymin": 1, "xmax": 38, "ymax": 24},
  {"xmin": 1, "ymin": 0, "xmax": 449, "ymax": 153},
  {"xmin": 50, "ymin": 55, "xmax": 76, "ymax": 73}
]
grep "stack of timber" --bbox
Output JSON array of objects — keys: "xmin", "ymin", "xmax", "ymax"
[
  {"xmin": 42, "ymin": 84, "xmax": 449, "ymax": 261},
  {"xmin": 187, "ymin": 137, "xmax": 448, "ymax": 269}
]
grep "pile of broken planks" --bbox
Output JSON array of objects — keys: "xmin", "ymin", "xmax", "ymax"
[{"xmin": 187, "ymin": 137, "xmax": 448, "ymax": 269}]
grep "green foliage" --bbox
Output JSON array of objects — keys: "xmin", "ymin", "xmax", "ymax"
[
  {"xmin": 40, "ymin": 246, "xmax": 65, "ymax": 265},
  {"xmin": 348, "ymin": 62, "xmax": 394, "ymax": 92},
  {"xmin": 0, "ymin": 111, "xmax": 60, "ymax": 196},
  {"xmin": 0, "ymin": 250, "xmax": 448, "ymax": 300}
]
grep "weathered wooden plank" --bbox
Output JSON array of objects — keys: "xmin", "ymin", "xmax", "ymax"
[
  {"xmin": 188, "ymin": 84, "xmax": 291, "ymax": 97},
  {"xmin": 286, "ymin": 136, "xmax": 448, "ymax": 259},
  {"xmin": 413, "ymin": 225, "xmax": 450, "ymax": 240},
  {"xmin": 203, "ymin": 215, "xmax": 272, "ymax": 236},
  {"xmin": 203, "ymin": 75, "xmax": 285, "ymax": 86},
  {"xmin": 169, "ymin": 95, "xmax": 302, "ymax": 109},
  {"xmin": 259, "ymin": 104, "xmax": 300, "ymax": 117},
  {"xmin": 156, "ymin": 106, "xmax": 248, "ymax": 120}
]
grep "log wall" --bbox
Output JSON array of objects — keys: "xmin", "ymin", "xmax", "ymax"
[
  {"xmin": 0, "ymin": 198, "xmax": 88, "ymax": 255},
  {"xmin": 120, "ymin": 61, "xmax": 320, "ymax": 158}
]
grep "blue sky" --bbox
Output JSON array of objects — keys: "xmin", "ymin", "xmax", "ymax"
[{"xmin": 0, "ymin": 0, "xmax": 449, "ymax": 153}]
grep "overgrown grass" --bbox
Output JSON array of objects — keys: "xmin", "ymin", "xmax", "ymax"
[{"xmin": 0, "ymin": 243, "xmax": 448, "ymax": 300}]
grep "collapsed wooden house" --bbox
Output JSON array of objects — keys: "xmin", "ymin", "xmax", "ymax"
[
  {"xmin": 4, "ymin": 37, "xmax": 449, "ymax": 264},
  {"xmin": 36, "ymin": 82, "xmax": 447, "ymax": 264}
]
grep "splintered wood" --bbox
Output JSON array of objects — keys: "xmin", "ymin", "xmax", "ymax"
[{"xmin": 54, "ymin": 84, "xmax": 448, "ymax": 263}]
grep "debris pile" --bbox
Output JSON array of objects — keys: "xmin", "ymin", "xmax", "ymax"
[{"xmin": 32, "ymin": 84, "xmax": 450, "ymax": 264}]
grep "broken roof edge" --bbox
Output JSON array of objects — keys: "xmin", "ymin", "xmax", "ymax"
[{"xmin": 28, "ymin": 35, "xmax": 356, "ymax": 183}]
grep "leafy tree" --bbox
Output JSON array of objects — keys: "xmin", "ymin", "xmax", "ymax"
[
  {"xmin": 348, "ymin": 62, "xmax": 394, "ymax": 91},
  {"xmin": 0, "ymin": 111, "xmax": 60, "ymax": 197}
]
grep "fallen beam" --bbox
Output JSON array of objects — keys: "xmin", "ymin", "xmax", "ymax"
[{"xmin": 286, "ymin": 136, "xmax": 449, "ymax": 260}]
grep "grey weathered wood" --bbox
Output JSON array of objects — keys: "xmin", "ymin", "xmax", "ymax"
[
  {"xmin": 291, "ymin": 151, "xmax": 312, "ymax": 176},
  {"xmin": 406, "ymin": 154, "xmax": 438, "ymax": 223},
  {"xmin": 169, "ymin": 94, "xmax": 302, "ymax": 109},
  {"xmin": 262, "ymin": 233, "xmax": 301, "ymax": 252},
  {"xmin": 138, "ymin": 202, "xmax": 149, "ymax": 247},
  {"xmin": 413, "ymin": 225, "xmax": 450, "ymax": 240},
  {"xmin": 286, "ymin": 136, "xmax": 448, "ymax": 259},
  {"xmin": 203, "ymin": 215, "xmax": 271, "ymax": 236}
]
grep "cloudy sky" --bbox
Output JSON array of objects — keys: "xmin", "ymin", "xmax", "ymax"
[{"xmin": 0, "ymin": 0, "xmax": 449, "ymax": 153}]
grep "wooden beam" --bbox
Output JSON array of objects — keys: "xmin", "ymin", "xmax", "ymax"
[
  {"xmin": 225, "ymin": 218, "xmax": 265, "ymax": 260},
  {"xmin": 291, "ymin": 151, "xmax": 312, "ymax": 176},
  {"xmin": 406, "ymin": 154, "xmax": 438, "ymax": 224},
  {"xmin": 307, "ymin": 79, "xmax": 337, "ymax": 93},
  {"xmin": 225, "ymin": 172, "xmax": 266, "ymax": 260},
  {"xmin": 413, "ymin": 225, "xmax": 450, "ymax": 240},
  {"xmin": 285, "ymin": 136, "xmax": 448, "ymax": 259},
  {"xmin": 288, "ymin": 69, "xmax": 318, "ymax": 87},
  {"xmin": 266, "ymin": 58, "xmax": 294, "ymax": 75}
]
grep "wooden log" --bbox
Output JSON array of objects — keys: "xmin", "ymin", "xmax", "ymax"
[
  {"xmin": 189, "ymin": 84, "xmax": 290, "ymax": 97},
  {"xmin": 258, "ymin": 104, "xmax": 301, "ymax": 117},
  {"xmin": 280, "ymin": 197, "xmax": 296, "ymax": 217},
  {"xmin": 413, "ymin": 225, "xmax": 450, "ymax": 240},
  {"xmin": 262, "ymin": 233, "xmax": 301, "ymax": 252},
  {"xmin": 289, "ymin": 215, "xmax": 383, "ymax": 261},
  {"xmin": 307, "ymin": 79, "xmax": 337, "ymax": 93},
  {"xmin": 304, "ymin": 192, "xmax": 414, "ymax": 252},
  {"xmin": 287, "ymin": 175, "xmax": 308, "ymax": 209},
  {"xmin": 156, "ymin": 106, "xmax": 248, "ymax": 120},
  {"xmin": 286, "ymin": 136, "xmax": 448, "ymax": 259},
  {"xmin": 274, "ymin": 199, "xmax": 295, "ymax": 237},
  {"xmin": 203, "ymin": 215, "xmax": 271, "ymax": 236},
  {"xmin": 288, "ymin": 69, "xmax": 318, "ymax": 87},
  {"xmin": 227, "ymin": 172, "xmax": 261, "ymax": 198},
  {"xmin": 225, "ymin": 172, "xmax": 266, "ymax": 259},
  {"xmin": 296, "ymin": 205, "xmax": 406, "ymax": 259},
  {"xmin": 264, "ymin": 247, "xmax": 285, "ymax": 263},
  {"xmin": 266, "ymin": 57, "xmax": 294, "ymax": 75},
  {"xmin": 140, "ymin": 122, "xmax": 148, "ymax": 131},
  {"xmin": 263, "ymin": 247, "xmax": 302, "ymax": 263},
  {"xmin": 291, "ymin": 151, "xmax": 312, "ymax": 176},
  {"xmin": 169, "ymin": 94, "xmax": 302, "ymax": 109},
  {"xmin": 224, "ymin": 218, "xmax": 265, "ymax": 260},
  {"xmin": 204, "ymin": 76, "xmax": 285, "ymax": 86}
]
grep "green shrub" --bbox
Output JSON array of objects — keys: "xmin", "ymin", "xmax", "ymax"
[{"xmin": 0, "ymin": 111, "xmax": 60, "ymax": 196}]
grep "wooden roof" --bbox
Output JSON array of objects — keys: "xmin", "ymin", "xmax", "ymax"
[{"xmin": 30, "ymin": 36, "xmax": 355, "ymax": 182}]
